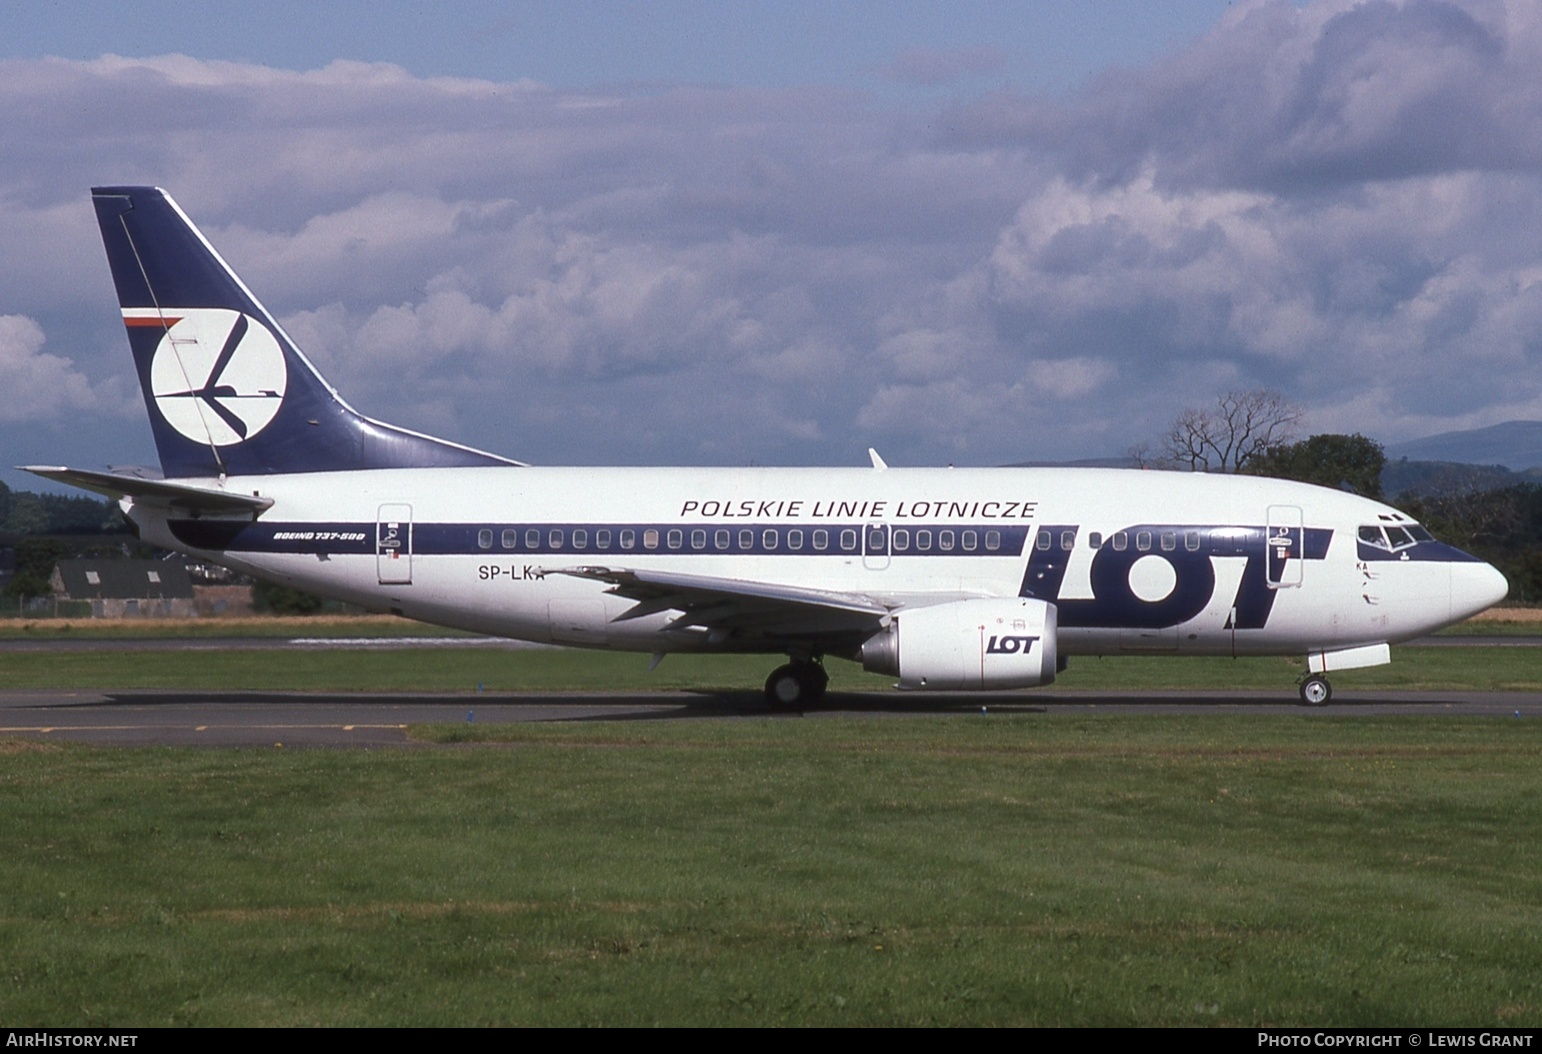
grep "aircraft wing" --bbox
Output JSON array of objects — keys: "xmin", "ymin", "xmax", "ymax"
[
  {"xmin": 549, "ymin": 565, "xmax": 893, "ymax": 640},
  {"xmin": 20, "ymin": 466, "xmax": 274, "ymax": 516}
]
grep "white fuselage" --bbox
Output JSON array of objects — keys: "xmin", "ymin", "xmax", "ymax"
[{"xmin": 129, "ymin": 465, "xmax": 1506, "ymax": 663}]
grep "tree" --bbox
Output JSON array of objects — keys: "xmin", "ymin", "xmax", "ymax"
[
  {"xmin": 36, "ymin": 492, "xmax": 122, "ymax": 534},
  {"xmin": 1163, "ymin": 390, "xmax": 1302, "ymax": 473},
  {"xmin": 2, "ymin": 492, "xmax": 50, "ymax": 535},
  {"xmin": 0, "ymin": 483, "xmax": 123, "ymax": 535},
  {"xmin": 252, "ymin": 579, "xmax": 326, "ymax": 616},
  {"xmin": 1246, "ymin": 433, "xmax": 1386, "ymax": 499},
  {"xmin": 3, "ymin": 538, "xmax": 70, "ymax": 600}
]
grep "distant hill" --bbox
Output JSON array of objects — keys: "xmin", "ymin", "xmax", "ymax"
[
  {"xmin": 1381, "ymin": 459, "xmax": 1542, "ymax": 499},
  {"xmin": 1002, "ymin": 453, "xmax": 1536, "ymax": 499},
  {"xmin": 1002, "ymin": 456, "xmax": 1141, "ymax": 469},
  {"xmin": 1386, "ymin": 420, "xmax": 1542, "ymax": 472},
  {"xmin": 1009, "ymin": 425, "xmax": 1542, "ymax": 501}
]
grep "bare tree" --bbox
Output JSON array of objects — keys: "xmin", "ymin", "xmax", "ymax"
[{"xmin": 1163, "ymin": 390, "xmax": 1302, "ymax": 473}]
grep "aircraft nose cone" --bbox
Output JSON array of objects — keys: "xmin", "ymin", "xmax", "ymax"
[{"xmin": 1451, "ymin": 561, "xmax": 1509, "ymax": 621}]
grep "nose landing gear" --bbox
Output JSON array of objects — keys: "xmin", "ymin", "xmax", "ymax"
[{"xmin": 1298, "ymin": 673, "xmax": 1332, "ymax": 706}]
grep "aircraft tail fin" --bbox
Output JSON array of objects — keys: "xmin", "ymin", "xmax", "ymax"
[{"xmin": 90, "ymin": 186, "xmax": 520, "ymax": 478}]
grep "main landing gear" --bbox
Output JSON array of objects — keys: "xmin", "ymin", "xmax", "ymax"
[
  {"xmin": 764, "ymin": 660, "xmax": 829, "ymax": 707},
  {"xmin": 1298, "ymin": 673, "xmax": 1333, "ymax": 707}
]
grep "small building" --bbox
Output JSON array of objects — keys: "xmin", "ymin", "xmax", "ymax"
[{"xmin": 50, "ymin": 559, "xmax": 197, "ymax": 618}]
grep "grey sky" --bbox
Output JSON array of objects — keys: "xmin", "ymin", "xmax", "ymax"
[{"xmin": 0, "ymin": 2, "xmax": 1238, "ymax": 98}]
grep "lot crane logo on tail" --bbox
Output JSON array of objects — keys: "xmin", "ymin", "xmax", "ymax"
[{"xmin": 138, "ymin": 308, "xmax": 288, "ymax": 445}]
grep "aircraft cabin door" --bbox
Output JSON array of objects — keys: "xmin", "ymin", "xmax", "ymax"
[
  {"xmin": 1266, "ymin": 505, "xmax": 1303, "ymax": 589},
  {"xmin": 377, "ymin": 503, "xmax": 413, "ymax": 585}
]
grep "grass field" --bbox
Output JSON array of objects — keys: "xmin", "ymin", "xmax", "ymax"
[
  {"xmin": 1, "ymin": 642, "xmax": 1539, "ymax": 694},
  {"xmin": 0, "ymin": 609, "xmax": 1537, "ymax": 695},
  {"xmin": 0, "ymin": 614, "xmax": 473, "ymax": 640},
  {"xmin": 3, "ymin": 716, "xmax": 1541, "ymax": 1026},
  {"xmin": 0, "ymin": 605, "xmax": 1534, "ymax": 640},
  {"xmin": 2, "ymin": 614, "xmax": 1539, "ymax": 1025}
]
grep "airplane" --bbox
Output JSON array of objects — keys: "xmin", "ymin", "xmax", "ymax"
[{"xmin": 24, "ymin": 186, "xmax": 1509, "ymax": 707}]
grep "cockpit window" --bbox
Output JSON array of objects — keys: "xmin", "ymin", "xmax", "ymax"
[
  {"xmin": 1360, "ymin": 522, "xmax": 1435, "ymax": 552},
  {"xmin": 1359, "ymin": 525, "xmax": 1390, "ymax": 550}
]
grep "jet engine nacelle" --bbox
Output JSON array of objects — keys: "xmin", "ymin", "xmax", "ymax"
[{"xmin": 860, "ymin": 597, "xmax": 1057, "ymax": 690}]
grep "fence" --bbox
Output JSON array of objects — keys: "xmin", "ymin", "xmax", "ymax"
[{"xmin": 0, "ymin": 597, "xmax": 96, "ymax": 619}]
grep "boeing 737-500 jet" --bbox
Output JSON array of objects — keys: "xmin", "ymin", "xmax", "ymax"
[{"xmin": 24, "ymin": 187, "xmax": 1509, "ymax": 706}]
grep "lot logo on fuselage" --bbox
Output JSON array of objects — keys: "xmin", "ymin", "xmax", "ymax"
[{"xmin": 149, "ymin": 309, "xmax": 287, "ymax": 446}]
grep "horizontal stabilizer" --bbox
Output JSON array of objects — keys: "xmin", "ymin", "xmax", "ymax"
[{"xmin": 20, "ymin": 466, "xmax": 274, "ymax": 516}]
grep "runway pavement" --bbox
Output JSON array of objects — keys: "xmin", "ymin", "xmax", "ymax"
[{"xmin": 3, "ymin": 687, "xmax": 1541, "ymax": 746}]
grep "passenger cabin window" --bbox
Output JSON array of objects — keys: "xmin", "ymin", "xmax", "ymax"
[
  {"xmin": 667, "ymin": 529, "xmax": 683, "ymax": 549},
  {"xmin": 572, "ymin": 529, "xmax": 587, "ymax": 549},
  {"xmin": 893, "ymin": 529, "xmax": 910, "ymax": 551},
  {"xmin": 596, "ymin": 529, "xmax": 611, "ymax": 550},
  {"xmin": 549, "ymin": 529, "xmax": 564, "ymax": 549},
  {"xmin": 813, "ymin": 529, "xmax": 829, "ymax": 551},
  {"xmin": 1160, "ymin": 532, "xmax": 1176, "ymax": 552},
  {"xmin": 1112, "ymin": 532, "xmax": 1128, "ymax": 551},
  {"xmin": 917, "ymin": 529, "xmax": 933, "ymax": 551},
  {"xmin": 525, "ymin": 528, "xmax": 540, "ymax": 549},
  {"xmin": 1088, "ymin": 532, "xmax": 1102, "ymax": 550},
  {"xmin": 643, "ymin": 529, "xmax": 658, "ymax": 550},
  {"xmin": 788, "ymin": 529, "xmax": 804, "ymax": 550},
  {"xmin": 840, "ymin": 529, "xmax": 857, "ymax": 551},
  {"xmin": 939, "ymin": 530, "xmax": 954, "ymax": 551},
  {"xmin": 691, "ymin": 529, "xmax": 706, "ymax": 550},
  {"xmin": 739, "ymin": 529, "xmax": 754, "ymax": 549},
  {"xmin": 763, "ymin": 529, "xmax": 779, "ymax": 549},
  {"xmin": 1185, "ymin": 531, "xmax": 1200, "ymax": 552},
  {"xmin": 985, "ymin": 530, "xmax": 1001, "ymax": 551},
  {"xmin": 715, "ymin": 529, "xmax": 730, "ymax": 550},
  {"xmin": 1060, "ymin": 530, "xmax": 1075, "ymax": 551},
  {"xmin": 501, "ymin": 529, "xmax": 517, "ymax": 549},
  {"xmin": 621, "ymin": 529, "xmax": 636, "ymax": 550},
  {"xmin": 1036, "ymin": 532, "xmax": 1051, "ymax": 551},
  {"xmin": 963, "ymin": 530, "xmax": 978, "ymax": 551},
  {"xmin": 1136, "ymin": 531, "xmax": 1152, "ymax": 552},
  {"xmin": 477, "ymin": 528, "xmax": 493, "ymax": 550}
]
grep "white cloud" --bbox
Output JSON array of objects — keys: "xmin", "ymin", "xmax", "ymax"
[
  {"xmin": 0, "ymin": 315, "xmax": 109, "ymax": 423},
  {"xmin": 7, "ymin": 3, "xmax": 1542, "ymax": 474}
]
